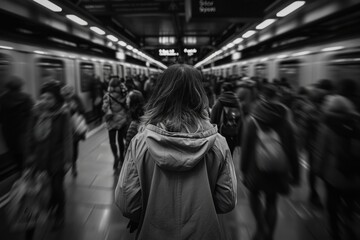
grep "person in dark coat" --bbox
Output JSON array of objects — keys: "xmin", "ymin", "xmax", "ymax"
[
  {"xmin": 61, "ymin": 85, "xmax": 86, "ymax": 177},
  {"xmin": 315, "ymin": 95, "xmax": 360, "ymax": 240},
  {"xmin": 211, "ymin": 82, "xmax": 243, "ymax": 155},
  {"xmin": 1, "ymin": 76, "xmax": 34, "ymax": 171},
  {"xmin": 240, "ymin": 84, "xmax": 299, "ymax": 240},
  {"xmin": 27, "ymin": 80, "xmax": 73, "ymax": 232}
]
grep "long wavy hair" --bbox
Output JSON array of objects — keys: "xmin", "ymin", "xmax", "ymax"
[{"xmin": 142, "ymin": 64, "xmax": 209, "ymax": 132}]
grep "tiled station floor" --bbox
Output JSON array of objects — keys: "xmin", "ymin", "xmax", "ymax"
[{"xmin": 4, "ymin": 127, "xmax": 360, "ymax": 240}]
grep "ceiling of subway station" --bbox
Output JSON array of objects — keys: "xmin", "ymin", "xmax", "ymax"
[{"xmin": 60, "ymin": 0, "xmax": 279, "ymax": 64}]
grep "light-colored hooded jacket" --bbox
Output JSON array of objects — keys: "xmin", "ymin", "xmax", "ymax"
[{"xmin": 115, "ymin": 122, "xmax": 237, "ymax": 240}]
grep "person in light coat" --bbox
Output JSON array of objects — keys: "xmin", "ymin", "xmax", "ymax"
[{"xmin": 115, "ymin": 64, "xmax": 237, "ymax": 240}]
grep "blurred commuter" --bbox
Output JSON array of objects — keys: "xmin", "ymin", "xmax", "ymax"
[
  {"xmin": 211, "ymin": 82, "xmax": 244, "ymax": 155},
  {"xmin": 241, "ymin": 84, "xmax": 299, "ymax": 240},
  {"xmin": 91, "ymin": 75, "xmax": 104, "ymax": 125},
  {"xmin": 315, "ymin": 95, "xmax": 360, "ymax": 240},
  {"xmin": 103, "ymin": 76, "xmax": 129, "ymax": 172},
  {"xmin": 124, "ymin": 90, "xmax": 144, "ymax": 152},
  {"xmin": 143, "ymin": 76, "xmax": 156, "ymax": 100},
  {"xmin": 1, "ymin": 76, "xmax": 33, "ymax": 171},
  {"xmin": 27, "ymin": 80, "xmax": 73, "ymax": 231},
  {"xmin": 337, "ymin": 78, "xmax": 359, "ymax": 111},
  {"xmin": 61, "ymin": 85, "xmax": 86, "ymax": 177},
  {"xmin": 115, "ymin": 64, "xmax": 237, "ymax": 240}
]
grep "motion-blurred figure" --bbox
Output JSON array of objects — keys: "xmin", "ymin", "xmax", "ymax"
[
  {"xmin": 115, "ymin": 64, "xmax": 237, "ymax": 240},
  {"xmin": 241, "ymin": 84, "xmax": 299, "ymax": 240},
  {"xmin": 211, "ymin": 82, "xmax": 244, "ymax": 155},
  {"xmin": 27, "ymin": 80, "xmax": 73, "ymax": 233},
  {"xmin": 315, "ymin": 95, "xmax": 360, "ymax": 240},
  {"xmin": 1, "ymin": 76, "xmax": 33, "ymax": 171},
  {"xmin": 61, "ymin": 85, "xmax": 86, "ymax": 177},
  {"xmin": 102, "ymin": 76, "xmax": 129, "ymax": 172}
]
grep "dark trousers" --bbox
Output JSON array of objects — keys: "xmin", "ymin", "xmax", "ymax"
[
  {"xmin": 50, "ymin": 171, "xmax": 65, "ymax": 219},
  {"xmin": 249, "ymin": 190, "xmax": 278, "ymax": 239},
  {"xmin": 108, "ymin": 127, "xmax": 127, "ymax": 169},
  {"xmin": 73, "ymin": 139, "xmax": 79, "ymax": 168},
  {"xmin": 325, "ymin": 183, "xmax": 357, "ymax": 240}
]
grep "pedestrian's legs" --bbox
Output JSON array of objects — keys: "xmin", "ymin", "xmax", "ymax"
[
  {"xmin": 25, "ymin": 227, "xmax": 35, "ymax": 240},
  {"xmin": 325, "ymin": 183, "xmax": 341, "ymax": 240},
  {"xmin": 117, "ymin": 127, "xmax": 127, "ymax": 170},
  {"xmin": 72, "ymin": 138, "xmax": 79, "ymax": 177},
  {"xmin": 249, "ymin": 190, "xmax": 267, "ymax": 240},
  {"xmin": 108, "ymin": 129, "xmax": 119, "ymax": 169},
  {"xmin": 264, "ymin": 192, "xmax": 278, "ymax": 240},
  {"xmin": 308, "ymin": 145, "xmax": 322, "ymax": 208},
  {"xmin": 51, "ymin": 171, "xmax": 65, "ymax": 230}
]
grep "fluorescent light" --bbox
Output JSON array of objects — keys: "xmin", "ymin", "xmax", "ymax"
[
  {"xmin": 34, "ymin": 50, "xmax": 46, "ymax": 54},
  {"xmin": 292, "ymin": 51, "xmax": 311, "ymax": 56},
  {"xmin": 256, "ymin": 19, "xmax": 276, "ymax": 30},
  {"xmin": 321, "ymin": 46, "xmax": 344, "ymax": 52},
  {"xmin": 260, "ymin": 58, "xmax": 269, "ymax": 62},
  {"xmin": 0, "ymin": 46, "xmax": 13, "ymax": 50},
  {"xmin": 221, "ymin": 46, "xmax": 228, "ymax": 51},
  {"xmin": 118, "ymin": 41, "xmax": 127, "ymax": 47},
  {"xmin": 33, "ymin": 0, "xmax": 62, "ymax": 12},
  {"xmin": 277, "ymin": 54, "xmax": 288, "ymax": 59},
  {"xmin": 226, "ymin": 43, "xmax": 235, "ymax": 49},
  {"xmin": 132, "ymin": 48, "xmax": 139, "ymax": 53},
  {"xmin": 90, "ymin": 26, "xmax": 105, "ymax": 35},
  {"xmin": 81, "ymin": 57, "xmax": 89, "ymax": 61},
  {"xmin": 215, "ymin": 50, "xmax": 222, "ymax": 55},
  {"xmin": 242, "ymin": 30, "xmax": 256, "ymax": 38},
  {"xmin": 276, "ymin": 1, "xmax": 305, "ymax": 17},
  {"xmin": 66, "ymin": 15, "xmax": 88, "ymax": 26},
  {"xmin": 233, "ymin": 38, "xmax": 243, "ymax": 44},
  {"xmin": 126, "ymin": 45, "xmax": 134, "ymax": 50},
  {"xmin": 106, "ymin": 35, "xmax": 118, "ymax": 42}
]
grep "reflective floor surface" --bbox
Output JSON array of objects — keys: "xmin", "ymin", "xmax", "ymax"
[{"xmin": 3, "ymin": 127, "xmax": 360, "ymax": 240}]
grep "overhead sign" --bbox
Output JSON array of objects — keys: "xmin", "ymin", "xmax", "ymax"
[
  {"xmin": 184, "ymin": 48, "xmax": 197, "ymax": 56},
  {"xmin": 159, "ymin": 49, "xmax": 179, "ymax": 56},
  {"xmin": 185, "ymin": 0, "xmax": 273, "ymax": 21}
]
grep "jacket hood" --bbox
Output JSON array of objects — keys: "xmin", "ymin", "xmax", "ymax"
[
  {"xmin": 218, "ymin": 91, "xmax": 239, "ymax": 107},
  {"xmin": 144, "ymin": 123, "xmax": 218, "ymax": 172},
  {"xmin": 251, "ymin": 100, "xmax": 287, "ymax": 125}
]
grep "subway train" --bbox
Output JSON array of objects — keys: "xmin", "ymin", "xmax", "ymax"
[
  {"xmin": 202, "ymin": 37, "xmax": 360, "ymax": 92},
  {"xmin": 0, "ymin": 39, "xmax": 161, "ymax": 125}
]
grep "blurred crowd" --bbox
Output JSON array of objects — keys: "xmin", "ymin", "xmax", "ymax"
[{"xmin": 1, "ymin": 65, "xmax": 359, "ymax": 240}]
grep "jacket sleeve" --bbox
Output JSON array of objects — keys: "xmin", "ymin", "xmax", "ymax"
[
  {"xmin": 115, "ymin": 142, "xmax": 142, "ymax": 222},
  {"xmin": 102, "ymin": 93, "xmax": 110, "ymax": 113},
  {"xmin": 313, "ymin": 124, "xmax": 329, "ymax": 178},
  {"xmin": 240, "ymin": 117, "xmax": 255, "ymax": 174},
  {"xmin": 62, "ymin": 111, "xmax": 73, "ymax": 167},
  {"xmin": 214, "ymin": 146, "xmax": 237, "ymax": 214},
  {"xmin": 284, "ymin": 120, "xmax": 299, "ymax": 184}
]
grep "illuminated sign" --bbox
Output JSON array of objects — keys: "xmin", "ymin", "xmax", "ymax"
[
  {"xmin": 159, "ymin": 49, "xmax": 179, "ymax": 56},
  {"xmin": 184, "ymin": 48, "xmax": 197, "ymax": 56}
]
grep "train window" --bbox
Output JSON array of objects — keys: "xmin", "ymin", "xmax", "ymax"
[
  {"xmin": 103, "ymin": 64, "xmax": 113, "ymax": 83},
  {"xmin": 241, "ymin": 65, "xmax": 249, "ymax": 76},
  {"xmin": 126, "ymin": 67, "xmax": 131, "ymax": 77},
  {"xmin": 0, "ymin": 53, "xmax": 12, "ymax": 87},
  {"xmin": 255, "ymin": 64, "xmax": 267, "ymax": 80},
  {"xmin": 80, "ymin": 62, "xmax": 95, "ymax": 92},
  {"xmin": 36, "ymin": 58, "xmax": 65, "ymax": 90},
  {"xmin": 279, "ymin": 60, "xmax": 301, "ymax": 89},
  {"xmin": 118, "ymin": 65, "xmax": 124, "ymax": 78},
  {"xmin": 327, "ymin": 52, "xmax": 360, "ymax": 83}
]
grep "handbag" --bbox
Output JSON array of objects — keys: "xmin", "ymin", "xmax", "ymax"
[{"xmin": 104, "ymin": 96, "xmax": 114, "ymax": 122}]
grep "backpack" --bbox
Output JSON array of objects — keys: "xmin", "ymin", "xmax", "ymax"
[
  {"xmin": 219, "ymin": 103, "xmax": 243, "ymax": 138},
  {"xmin": 251, "ymin": 117, "xmax": 288, "ymax": 173}
]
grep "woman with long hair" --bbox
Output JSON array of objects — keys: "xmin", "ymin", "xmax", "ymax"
[{"xmin": 115, "ymin": 64, "xmax": 237, "ymax": 240}]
